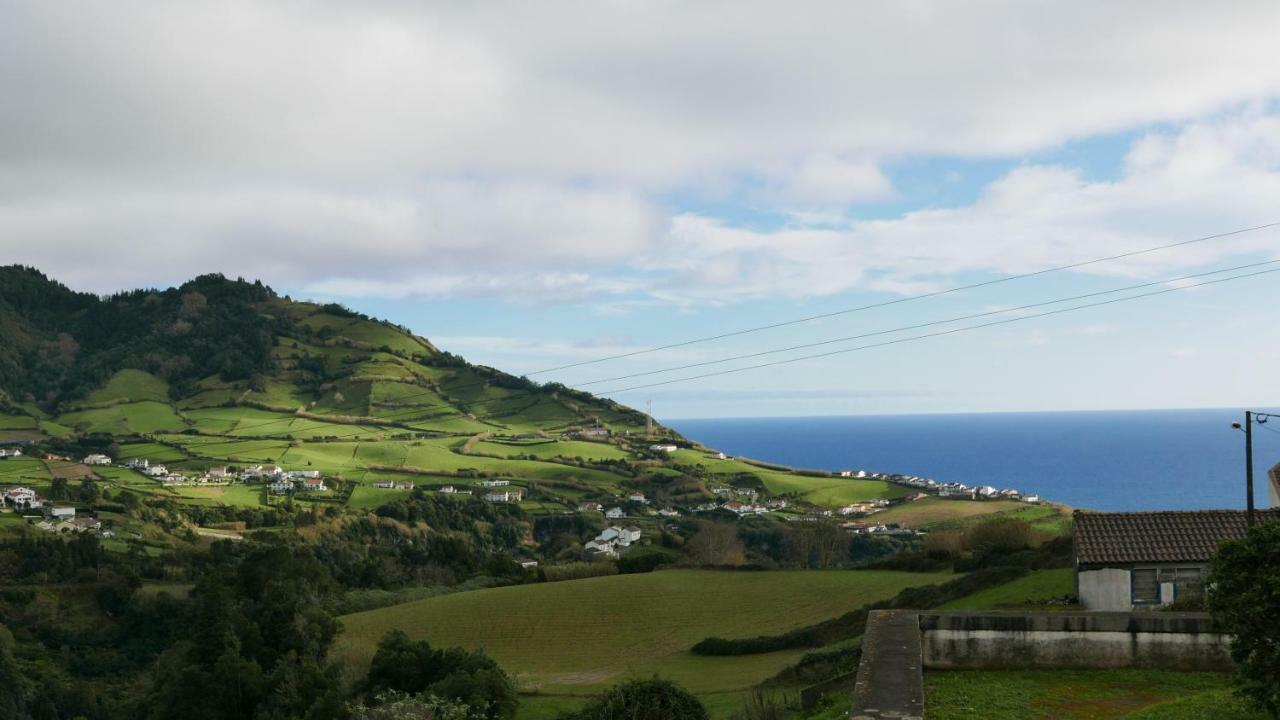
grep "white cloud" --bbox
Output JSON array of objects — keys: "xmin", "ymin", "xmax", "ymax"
[
  {"xmin": 2, "ymin": 2, "xmax": 1280, "ymax": 303},
  {"xmin": 648, "ymin": 113, "xmax": 1280, "ymax": 302}
]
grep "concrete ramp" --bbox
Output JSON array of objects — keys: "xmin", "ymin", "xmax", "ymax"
[{"xmin": 849, "ymin": 609, "xmax": 924, "ymax": 720}]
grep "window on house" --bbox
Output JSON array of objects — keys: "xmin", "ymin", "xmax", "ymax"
[
  {"xmin": 1131, "ymin": 568, "xmax": 1159, "ymax": 604},
  {"xmin": 1171, "ymin": 567, "xmax": 1204, "ymax": 601}
]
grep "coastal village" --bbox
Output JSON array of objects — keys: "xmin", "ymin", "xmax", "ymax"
[{"xmin": 1, "ymin": 436, "xmax": 1042, "ymax": 555}]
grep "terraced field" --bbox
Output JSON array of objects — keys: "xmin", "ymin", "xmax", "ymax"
[{"xmin": 334, "ymin": 568, "xmax": 956, "ymax": 696}]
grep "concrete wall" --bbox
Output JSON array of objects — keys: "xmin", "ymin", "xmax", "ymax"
[
  {"xmin": 1078, "ymin": 568, "xmax": 1131, "ymax": 611},
  {"xmin": 919, "ymin": 612, "xmax": 1231, "ymax": 672}
]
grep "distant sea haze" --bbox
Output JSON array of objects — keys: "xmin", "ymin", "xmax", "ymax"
[{"xmin": 667, "ymin": 408, "xmax": 1280, "ymax": 512}]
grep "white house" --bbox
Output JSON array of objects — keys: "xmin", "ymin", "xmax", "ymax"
[
  {"xmin": 578, "ymin": 502, "xmax": 603, "ymax": 512},
  {"xmin": 1074, "ymin": 510, "xmax": 1278, "ymax": 611},
  {"xmin": 289, "ymin": 470, "xmax": 321, "ymax": 479},
  {"xmin": 269, "ymin": 480, "xmax": 294, "ymax": 494},
  {"xmin": 479, "ymin": 479, "xmax": 511, "ymax": 488},
  {"xmin": 143, "ymin": 465, "xmax": 168, "ymax": 477},
  {"xmin": 439, "ymin": 486, "xmax": 457, "ymax": 493},
  {"xmin": 619, "ymin": 526, "xmax": 642, "ymax": 545},
  {"xmin": 3, "ymin": 486, "xmax": 41, "ymax": 509},
  {"xmin": 627, "ymin": 492, "xmax": 648, "ymax": 504},
  {"xmin": 605, "ymin": 507, "xmax": 624, "ymax": 519},
  {"xmin": 658, "ymin": 508, "xmax": 680, "ymax": 517},
  {"xmin": 299, "ymin": 477, "xmax": 327, "ymax": 492},
  {"xmin": 373, "ymin": 481, "xmax": 396, "ymax": 489},
  {"xmin": 48, "ymin": 506, "xmax": 76, "ymax": 520},
  {"xmin": 0, "ymin": 448, "xmax": 23, "ymax": 459},
  {"xmin": 484, "ymin": 489, "xmax": 522, "ymax": 503},
  {"xmin": 126, "ymin": 458, "xmax": 149, "ymax": 470},
  {"xmin": 649, "ymin": 444, "xmax": 678, "ymax": 453},
  {"xmin": 83, "ymin": 453, "xmax": 112, "ymax": 466},
  {"xmin": 207, "ymin": 466, "xmax": 230, "ymax": 478}
]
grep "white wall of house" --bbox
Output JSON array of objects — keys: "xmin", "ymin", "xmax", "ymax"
[
  {"xmin": 1269, "ymin": 462, "xmax": 1279, "ymax": 508},
  {"xmin": 1078, "ymin": 568, "xmax": 1131, "ymax": 611}
]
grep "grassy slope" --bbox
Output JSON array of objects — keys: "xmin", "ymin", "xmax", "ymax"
[
  {"xmin": 0, "ymin": 298, "xmax": 1064, "ymax": 541},
  {"xmin": 333, "ymin": 568, "xmax": 954, "ymax": 695},
  {"xmin": 924, "ymin": 669, "xmax": 1242, "ymax": 720},
  {"xmin": 937, "ymin": 569, "xmax": 1076, "ymax": 611}
]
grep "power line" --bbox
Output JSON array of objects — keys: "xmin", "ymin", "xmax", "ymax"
[
  {"xmin": 571, "ymin": 258, "xmax": 1280, "ymax": 388},
  {"xmin": 3, "ymin": 262, "xmax": 1273, "ymax": 481},
  {"xmin": 527, "ymin": 220, "xmax": 1280, "ymax": 375},
  {"xmin": 178, "ymin": 221, "xmax": 1280, "ymax": 439},
  {"xmin": 78, "ymin": 255, "xmax": 1280, "ymax": 453},
  {"xmin": 596, "ymin": 265, "xmax": 1280, "ymax": 395},
  {"xmin": 154, "ymin": 259, "xmax": 1280, "ymax": 452}
]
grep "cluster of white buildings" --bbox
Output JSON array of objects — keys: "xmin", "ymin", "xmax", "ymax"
[
  {"xmin": 838, "ymin": 498, "xmax": 891, "ymax": 516},
  {"xmin": 0, "ymin": 448, "xmax": 24, "ymax": 459},
  {"xmin": 840, "ymin": 469, "xmax": 1041, "ymax": 505},
  {"xmin": 483, "ymin": 488, "xmax": 523, "ymax": 503},
  {"xmin": 3, "ymin": 488, "xmax": 108, "ymax": 535},
  {"xmin": 122, "ymin": 459, "xmax": 329, "ymax": 493},
  {"xmin": 585, "ymin": 525, "xmax": 642, "ymax": 558},
  {"xmin": 372, "ymin": 480, "xmax": 415, "ymax": 490},
  {"xmin": 695, "ymin": 498, "xmax": 787, "ymax": 515}
]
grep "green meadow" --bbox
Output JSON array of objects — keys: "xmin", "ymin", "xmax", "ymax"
[{"xmin": 333, "ymin": 568, "xmax": 955, "ymax": 696}]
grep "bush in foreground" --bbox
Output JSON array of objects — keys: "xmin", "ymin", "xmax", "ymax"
[
  {"xmin": 558, "ymin": 678, "xmax": 708, "ymax": 720},
  {"xmin": 1208, "ymin": 520, "xmax": 1280, "ymax": 718}
]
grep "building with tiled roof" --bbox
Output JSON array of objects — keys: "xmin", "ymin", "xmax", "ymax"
[{"xmin": 1073, "ymin": 509, "xmax": 1280, "ymax": 611}]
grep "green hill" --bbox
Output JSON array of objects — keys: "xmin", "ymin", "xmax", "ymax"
[{"xmin": 0, "ymin": 267, "xmax": 1054, "ymax": 539}]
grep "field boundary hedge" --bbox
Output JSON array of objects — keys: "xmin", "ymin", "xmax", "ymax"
[{"xmin": 690, "ymin": 566, "xmax": 1027, "ymax": 655}]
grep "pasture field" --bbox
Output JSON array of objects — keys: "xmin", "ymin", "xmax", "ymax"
[
  {"xmin": 57, "ymin": 401, "xmax": 186, "ymax": 435},
  {"xmin": 86, "ymin": 369, "xmax": 170, "ymax": 404},
  {"xmin": 871, "ymin": 497, "xmax": 1029, "ymax": 528},
  {"xmin": 0, "ymin": 414, "xmax": 37, "ymax": 430},
  {"xmin": 937, "ymin": 569, "xmax": 1076, "ymax": 611},
  {"xmin": 333, "ymin": 568, "xmax": 955, "ymax": 696},
  {"xmin": 669, "ymin": 449, "xmax": 906, "ymax": 506},
  {"xmin": 184, "ymin": 407, "xmax": 393, "ymax": 440},
  {"xmin": 473, "ymin": 439, "xmax": 632, "ymax": 462},
  {"xmin": 923, "ymin": 669, "xmax": 1250, "ymax": 720},
  {"xmin": 0, "ymin": 456, "xmax": 52, "ymax": 481}
]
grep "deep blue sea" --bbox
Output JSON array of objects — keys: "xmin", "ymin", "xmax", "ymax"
[{"xmin": 667, "ymin": 409, "xmax": 1280, "ymax": 512}]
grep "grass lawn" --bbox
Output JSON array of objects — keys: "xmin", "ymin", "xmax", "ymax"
[
  {"xmin": 0, "ymin": 456, "xmax": 52, "ymax": 482},
  {"xmin": 0, "ymin": 414, "xmax": 37, "ymax": 430},
  {"xmin": 938, "ymin": 568, "xmax": 1076, "ymax": 611},
  {"xmin": 333, "ymin": 568, "xmax": 954, "ymax": 696},
  {"xmin": 473, "ymin": 440, "xmax": 632, "ymax": 462},
  {"xmin": 1121, "ymin": 688, "xmax": 1267, "ymax": 719},
  {"xmin": 924, "ymin": 669, "xmax": 1245, "ymax": 720},
  {"xmin": 872, "ymin": 497, "xmax": 1030, "ymax": 528},
  {"xmin": 57, "ymin": 400, "xmax": 187, "ymax": 434},
  {"xmin": 86, "ymin": 369, "xmax": 170, "ymax": 404}
]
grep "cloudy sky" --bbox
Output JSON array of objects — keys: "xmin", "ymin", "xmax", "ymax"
[{"xmin": 3, "ymin": 1, "xmax": 1280, "ymax": 418}]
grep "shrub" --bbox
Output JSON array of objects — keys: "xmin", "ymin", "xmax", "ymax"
[
  {"xmin": 965, "ymin": 517, "xmax": 1034, "ymax": 555},
  {"xmin": 559, "ymin": 678, "xmax": 708, "ymax": 720},
  {"xmin": 1208, "ymin": 519, "xmax": 1280, "ymax": 717}
]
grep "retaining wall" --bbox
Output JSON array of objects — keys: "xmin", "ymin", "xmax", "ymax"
[{"xmin": 919, "ymin": 611, "xmax": 1231, "ymax": 671}]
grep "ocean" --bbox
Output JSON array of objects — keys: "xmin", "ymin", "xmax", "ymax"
[{"xmin": 667, "ymin": 408, "xmax": 1280, "ymax": 512}]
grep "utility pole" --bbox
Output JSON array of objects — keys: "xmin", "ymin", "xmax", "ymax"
[
  {"xmin": 646, "ymin": 400, "xmax": 654, "ymax": 439},
  {"xmin": 1245, "ymin": 410, "xmax": 1255, "ymax": 528}
]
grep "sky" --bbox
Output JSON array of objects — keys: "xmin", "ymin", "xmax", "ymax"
[{"xmin": 2, "ymin": 1, "xmax": 1280, "ymax": 419}]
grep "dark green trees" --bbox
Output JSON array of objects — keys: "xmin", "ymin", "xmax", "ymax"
[{"xmin": 1208, "ymin": 519, "xmax": 1280, "ymax": 718}]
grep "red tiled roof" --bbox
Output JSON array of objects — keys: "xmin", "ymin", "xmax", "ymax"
[{"xmin": 1074, "ymin": 510, "xmax": 1280, "ymax": 565}]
